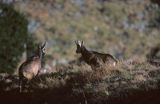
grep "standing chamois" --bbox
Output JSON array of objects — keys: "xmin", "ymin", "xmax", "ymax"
[
  {"xmin": 75, "ymin": 40, "xmax": 118, "ymax": 70},
  {"xmin": 18, "ymin": 42, "xmax": 46, "ymax": 92}
]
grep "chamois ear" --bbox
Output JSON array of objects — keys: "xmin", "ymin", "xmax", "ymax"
[
  {"xmin": 75, "ymin": 40, "xmax": 81, "ymax": 46},
  {"xmin": 75, "ymin": 40, "xmax": 84, "ymax": 47},
  {"xmin": 75, "ymin": 40, "xmax": 78, "ymax": 45}
]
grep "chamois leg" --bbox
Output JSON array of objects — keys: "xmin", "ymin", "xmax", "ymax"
[
  {"xmin": 19, "ymin": 76, "xmax": 25, "ymax": 93},
  {"xmin": 19, "ymin": 79, "xmax": 22, "ymax": 93},
  {"xmin": 20, "ymin": 78, "xmax": 28, "ymax": 92}
]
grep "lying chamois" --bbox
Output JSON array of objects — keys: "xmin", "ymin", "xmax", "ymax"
[
  {"xmin": 75, "ymin": 40, "xmax": 118, "ymax": 70},
  {"xmin": 18, "ymin": 42, "xmax": 46, "ymax": 92}
]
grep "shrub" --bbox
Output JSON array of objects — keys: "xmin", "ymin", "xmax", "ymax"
[{"xmin": 0, "ymin": 3, "xmax": 28, "ymax": 73}]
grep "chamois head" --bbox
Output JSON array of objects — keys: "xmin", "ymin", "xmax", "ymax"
[
  {"xmin": 75, "ymin": 40, "xmax": 84, "ymax": 53},
  {"xmin": 38, "ymin": 41, "xmax": 46, "ymax": 57}
]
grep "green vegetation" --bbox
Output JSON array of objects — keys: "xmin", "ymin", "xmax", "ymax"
[
  {"xmin": 0, "ymin": 3, "xmax": 28, "ymax": 73},
  {"xmin": 0, "ymin": 3, "xmax": 38, "ymax": 73}
]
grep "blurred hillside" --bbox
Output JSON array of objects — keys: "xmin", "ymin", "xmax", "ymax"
[{"xmin": 9, "ymin": 0, "xmax": 160, "ymax": 63}]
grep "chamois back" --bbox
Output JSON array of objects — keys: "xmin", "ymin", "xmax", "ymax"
[
  {"xmin": 18, "ymin": 42, "xmax": 46, "ymax": 92},
  {"xmin": 75, "ymin": 40, "xmax": 118, "ymax": 69}
]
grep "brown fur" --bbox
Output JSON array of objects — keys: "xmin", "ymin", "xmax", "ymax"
[
  {"xmin": 75, "ymin": 40, "xmax": 118, "ymax": 70},
  {"xmin": 18, "ymin": 42, "xmax": 46, "ymax": 92}
]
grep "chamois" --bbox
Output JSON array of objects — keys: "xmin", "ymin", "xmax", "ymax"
[
  {"xmin": 18, "ymin": 42, "xmax": 46, "ymax": 92},
  {"xmin": 75, "ymin": 40, "xmax": 118, "ymax": 70}
]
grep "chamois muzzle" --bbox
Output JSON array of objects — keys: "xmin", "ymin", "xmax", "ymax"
[
  {"xmin": 76, "ymin": 48, "xmax": 81, "ymax": 53},
  {"xmin": 75, "ymin": 40, "xmax": 83, "ymax": 53}
]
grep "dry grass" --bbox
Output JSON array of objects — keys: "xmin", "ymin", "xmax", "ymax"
[{"xmin": 0, "ymin": 58, "xmax": 160, "ymax": 104}]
